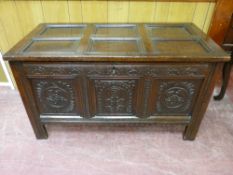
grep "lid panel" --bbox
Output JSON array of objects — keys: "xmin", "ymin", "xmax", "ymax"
[
  {"xmin": 151, "ymin": 40, "xmax": 210, "ymax": 55},
  {"xmin": 39, "ymin": 25, "xmax": 86, "ymax": 37},
  {"xmin": 146, "ymin": 25, "xmax": 193, "ymax": 39},
  {"xmin": 23, "ymin": 39, "xmax": 80, "ymax": 53},
  {"xmin": 94, "ymin": 24, "xmax": 139, "ymax": 37},
  {"xmin": 88, "ymin": 38, "xmax": 143, "ymax": 54}
]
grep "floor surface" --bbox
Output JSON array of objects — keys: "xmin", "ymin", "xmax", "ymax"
[{"xmin": 0, "ymin": 71, "xmax": 233, "ymax": 175}]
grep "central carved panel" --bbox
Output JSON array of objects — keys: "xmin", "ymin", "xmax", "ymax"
[{"xmin": 94, "ymin": 80, "xmax": 137, "ymax": 115}]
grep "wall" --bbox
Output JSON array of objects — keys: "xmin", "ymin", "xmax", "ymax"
[{"xmin": 0, "ymin": 0, "xmax": 215, "ymax": 82}]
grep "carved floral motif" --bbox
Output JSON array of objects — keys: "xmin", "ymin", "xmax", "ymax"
[
  {"xmin": 36, "ymin": 80, "xmax": 75, "ymax": 113},
  {"xmin": 168, "ymin": 67, "xmax": 202, "ymax": 76},
  {"xmin": 157, "ymin": 81, "xmax": 195, "ymax": 113},
  {"xmin": 87, "ymin": 66, "xmax": 207, "ymax": 77},
  {"xmin": 25, "ymin": 64, "xmax": 207, "ymax": 77},
  {"xmin": 25, "ymin": 65, "xmax": 81, "ymax": 75},
  {"xmin": 94, "ymin": 80, "xmax": 136, "ymax": 115}
]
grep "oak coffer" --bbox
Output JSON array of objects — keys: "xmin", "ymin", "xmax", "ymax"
[{"xmin": 4, "ymin": 23, "xmax": 230, "ymax": 140}]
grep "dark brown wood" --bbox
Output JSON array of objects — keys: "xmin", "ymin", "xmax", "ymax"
[
  {"xmin": 214, "ymin": 56, "xmax": 233, "ymax": 100},
  {"xmin": 183, "ymin": 63, "xmax": 221, "ymax": 140},
  {"xmin": 4, "ymin": 23, "xmax": 229, "ymax": 62},
  {"xmin": 4, "ymin": 23, "xmax": 229, "ymax": 140},
  {"xmin": 10, "ymin": 62, "xmax": 48, "ymax": 139},
  {"xmin": 214, "ymin": 14, "xmax": 233, "ymax": 100},
  {"xmin": 208, "ymin": 0, "xmax": 233, "ymax": 45}
]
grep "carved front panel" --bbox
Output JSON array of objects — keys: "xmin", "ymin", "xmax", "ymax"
[
  {"xmin": 32, "ymin": 79, "xmax": 79, "ymax": 115},
  {"xmin": 93, "ymin": 79, "xmax": 138, "ymax": 116},
  {"xmin": 153, "ymin": 80, "xmax": 202, "ymax": 116},
  {"xmin": 26, "ymin": 63, "xmax": 208, "ymax": 119}
]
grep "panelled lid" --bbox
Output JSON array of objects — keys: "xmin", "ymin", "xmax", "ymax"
[{"xmin": 4, "ymin": 23, "xmax": 230, "ymax": 62}]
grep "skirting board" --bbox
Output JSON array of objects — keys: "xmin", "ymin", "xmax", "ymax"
[{"xmin": 0, "ymin": 53, "xmax": 14, "ymax": 90}]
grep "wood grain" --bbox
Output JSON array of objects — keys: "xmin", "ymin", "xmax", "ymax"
[
  {"xmin": 192, "ymin": 2, "xmax": 210, "ymax": 29},
  {"xmin": 154, "ymin": 2, "xmax": 171, "ymax": 22},
  {"xmin": 168, "ymin": 2, "xmax": 197, "ymax": 22},
  {"xmin": 128, "ymin": 1, "xmax": 156, "ymax": 22},
  {"xmin": 0, "ymin": 22, "xmax": 9, "ymax": 52},
  {"xmin": 4, "ymin": 23, "xmax": 229, "ymax": 62},
  {"xmin": 203, "ymin": 2, "xmax": 215, "ymax": 33},
  {"xmin": 68, "ymin": 0, "xmax": 83, "ymax": 23},
  {"xmin": 41, "ymin": 0, "xmax": 69, "ymax": 22},
  {"xmin": 5, "ymin": 23, "xmax": 227, "ymax": 140},
  {"xmin": 0, "ymin": 1, "xmax": 215, "ymax": 53},
  {"xmin": 208, "ymin": 0, "xmax": 233, "ymax": 45},
  {"xmin": 15, "ymin": 1, "xmax": 44, "ymax": 35},
  {"xmin": 0, "ymin": 1, "xmax": 23, "ymax": 47},
  {"xmin": 108, "ymin": 1, "xmax": 129, "ymax": 23},
  {"xmin": 0, "ymin": 1, "xmax": 217, "ymax": 83},
  {"xmin": 82, "ymin": 1, "xmax": 108, "ymax": 22}
]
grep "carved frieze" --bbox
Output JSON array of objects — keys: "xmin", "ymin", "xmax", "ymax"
[
  {"xmin": 24, "ymin": 64, "xmax": 81, "ymax": 75},
  {"xmin": 24, "ymin": 63, "xmax": 208, "ymax": 77},
  {"xmin": 167, "ymin": 67, "xmax": 203, "ymax": 76},
  {"xmin": 86, "ymin": 65, "xmax": 207, "ymax": 77},
  {"xmin": 87, "ymin": 67, "xmax": 142, "ymax": 77}
]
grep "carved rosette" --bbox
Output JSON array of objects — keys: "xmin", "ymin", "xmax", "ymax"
[
  {"xmin": 35, "ymin": 80, "xmax": 75, "ymax": 114},
  {"xmin": 157, "ymin": 81, "xmax": 195, "ymax": 114},
  {"xmin": 94, "ymin": 80, "xmax": 136, "ymax": 115}
]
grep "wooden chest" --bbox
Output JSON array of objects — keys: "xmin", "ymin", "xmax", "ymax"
[{"xmin": 4, "ymin": 23, "xmax": 230, "ymax": 140}]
